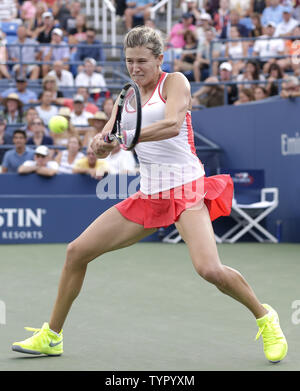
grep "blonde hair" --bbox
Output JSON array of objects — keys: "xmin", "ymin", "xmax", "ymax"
[{"xmin": 124, "ymin": 26, "xmax": 164, "ymax": 58}]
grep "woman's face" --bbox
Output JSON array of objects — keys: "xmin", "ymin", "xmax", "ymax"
[
  {"xmin": 125, "ymin": 46, "xmax": 163, "ymax": 88},
  {"xmin": 270, "ymin": 67, "xmax": 279, "ymax": 78},
  {"xmin": 240, "ymin": 92, "xmax": 250, "ymax": 103},
  {"xmin": 246, "ymin": 63, "xmax": 255, "ymax": 74},
  {"xmin": 7, "ymin": 99, "xmax": 18, "ymax": 112},
  {"xmin": 68, "ymin": 137, "xmax": 80, "ymax": 152},
  {"xmin": 230, "ymin": 26, "xmax": 239, "ymax": 39},
  {"xmin": 254, "ymin": 88, "xmax": 265, "ymax": 100}
]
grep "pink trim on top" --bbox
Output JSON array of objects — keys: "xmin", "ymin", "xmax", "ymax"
[
  {"xmin": 186, "ymin": 111, "xmax": 197, "ymax": 157},
  {"xmin": 158, "ymin": 72, "xmax": 167, "ymax": 103},
  {"xmin": 143, "ymin": 72, "xmax": 166, "ymax": 107}
]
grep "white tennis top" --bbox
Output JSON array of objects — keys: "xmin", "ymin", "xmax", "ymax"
[{"xmin": 134, "ymin": 72, "xmax": 204, "ymax": 194}]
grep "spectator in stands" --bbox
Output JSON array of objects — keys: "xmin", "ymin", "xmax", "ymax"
[
  {"xmin": 35, "ymin": 11, "xmax": 55, "ymax": 43},
  {"xmin": 1, "ymin": 77, "xmax": 38, "ymax": 104},
  {"xmin": 18, "ymin": 145, "xmax": 59, "ymax": 177},
  {"xmin": 236, "ymin": 59, "xmax": 266, "ymax": 90},
  {"xmin": 0, "ymin": 31, "xmax": 11, "ymax": 79},
  {"xmin": 102, "ymin": 96, "xmax": 114, "ymax": 120},
  {"xmin": 105, "ymin": 143, "xmax": 138, "ymax": 174},
  {"xmin": 75, "ymin": 27, "xmax": 105, "ymax": 64},
  {"xmin": 173, "ymin": 30, "xmax": 198, "ymax": 75},
  {"xmin": 68, "ymin": 14, "xmax": 87, "ymax": 46},
  {"xmin": 1, "ymin": 94, "xmax": 24, "ymax": 124},
  {"xmin": 193, "ymin": 27, "xmax": 221, "ymax": 81},
  {"xmin": 195, "ymin": 12, "xmax": 214, "ymax": 47},
  {"xmin": 277, "ymin": 24, "xmax": 300, "ymax": 76},
  {"xmin": 225, "ymin": 25, "xmax": 249, "ymax": 76},
  {"xmin": 233, "ymin": 87, "xmax": 255, "ymax": 104},
  {"xmin": 274, "ymin": 6, "xmax": 298, "ymax": 37},
  {"xmin": 280, "ymin": 75, "xmax": 300, "ymax": 99},
  {"xmin": 41, "ymin": 28, "xmax": 70, "ymax": 77},
  {"xmin": 60, "ymin": 1, "xmax": 81, "ymax": 33},
  {"xmin": 20, "ymin": 0, "xmax": 39, "ymax": 25},
  {"xmin": 9, "ymin": 24, "xmax": 40, "ymax": 80},
  {"xmin": 52, "ymin": 0, "xmax": 71, "ymax": 28},
  {"xmin": 55, "ymin": 135, "xmax": 85, "ymax": 174},
  {"xmin": 59, "ymin": 86, "xmax": 99, "ymax": 115},
  {"xmin": 39, "ymin": 74, "xmax": 64, "ymax": 103},
  {"xmin": 0, "ymin": 0, "xmax": 18, "ymax": 22},
  {"xmin": 27, "ymin": 117, "xmax": 53, "ymax": 146},
  {"xmin": 73, "ymin": 145, "xmax": 109, "ymax": 179},
  {"xmin": 250, "ymin": 0, "xmax": 266, "ymax": 15},
  {"xmin": 167, "ymin": 12, "xmax": 197, "ymax": 54},
  {"xmin": 252, "ymin": 22, "xmax": 285, "ymax": 73},
  {"xmin": 47, "ymin": 60, "xmax": 74, "ymax": 88},
  {"xmin": 70, "ymin": 94, "xmax": 93, "ymax": 127},
  {"xmin": 83, "ymin": 111, "xmax": 108, "ymax": 147},
  {"xmin": 49, "ymin": 107, "xmax": 76, "ymax": 146},
  {"xmin": 0, "ymin": 117, "xmax": 10, "ymax": 164},
  {"xmin": 36, "ymin": 90, "xmax": 58, "ymax": 126},
  {"xmin": 22, "ymin": 107, "xmax": 39, "ymax": 138},
  {"xmin": 124, "ymin": 0, "xmax": 153, "ymax": 31},
  {"xmin": 220, "ymin": 9, "xmax": 249, "ymax": 39},
  {"xmin": 191, "ymin": 61, "xmax": 238, "ymax": 107},
  {"xmin": 253, "ymin": 86, "xmax": 269, "ymax": 100},
  {"xmin": 75, "ymin": 57, "xmax": 107, "ymax": 92},
  {"xmin": 27, "ymin": 1, "xmax": 48, "ymax": 38},
  {"xmin": 213, "ymin": 0, "xmax": 230, "ymax": 34},
  {"xmin": 250, "ymin": 12, "xmax": 263, "ymax": 38},
  {"xmin": 265, "ymin": 62, "xmax": 284, "ymax": 96},
  {"xmin": 1, "ymin": 129, "xmax": 34, "ymax": 173},
  {"xmin": 261, "ymin": 0, "xmax": 284, "ymax": 27},
  {"xmin": 181, "ymin": 0, "xmax": 202, "ymax": 24}
]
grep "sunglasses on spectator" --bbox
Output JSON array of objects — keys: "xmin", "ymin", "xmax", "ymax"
[
  {"xmin": 35, "ymin": 154, "xmax": 46, "ymax": 158},
  {"xmin": 33, "ymin": 121, "xmax": 43, "ymax": 125}
]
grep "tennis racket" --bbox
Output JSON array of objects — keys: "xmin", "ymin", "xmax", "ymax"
[{"xmin": 105, "ymin": 81, "xmax": 142, "ymax": 151}]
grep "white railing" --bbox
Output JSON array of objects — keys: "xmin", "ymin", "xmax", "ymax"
[{"xmin": 150, "ymin": 0, "xmax": 172, "ymax": 35}]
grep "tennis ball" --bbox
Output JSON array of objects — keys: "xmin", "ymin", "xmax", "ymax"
[{"xmin": 48, "ymin": 115, "xmax": 68, "ymax": 134}]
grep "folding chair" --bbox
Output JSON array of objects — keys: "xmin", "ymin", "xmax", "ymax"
[{"xmin": 220, "ymin": 169, "xmax": 279, "ymax": 243}]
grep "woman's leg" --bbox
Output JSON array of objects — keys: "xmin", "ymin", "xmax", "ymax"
[
  {"xmin": 49, "ymin": 206, "xmax": 156, "ymax": 332},
  {"xmin": 175, "ymin": 204, "xmax": 267, "ymax": 319}
]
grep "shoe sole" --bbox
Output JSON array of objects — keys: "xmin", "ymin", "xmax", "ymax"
[{"xmin": 12, "ymin": 345, "xmax": 62, "ymax": 356}]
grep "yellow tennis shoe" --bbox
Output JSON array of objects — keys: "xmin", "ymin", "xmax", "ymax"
[
  {"xmin": 256, "ymin": 304, "xmax": 287, "ymax": 363},
  {"xmin": 12, "ymin": 322, "xmax": 63, "ymax": 356}
]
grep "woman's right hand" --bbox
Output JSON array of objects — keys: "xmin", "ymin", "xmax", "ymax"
[{"xmin": 91, "ymin": 133, "xmax": 117, "ymax": 158}]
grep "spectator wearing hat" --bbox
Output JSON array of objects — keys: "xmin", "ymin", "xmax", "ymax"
[
  {"xmin": 41, "ymin": 28, "xmax": 70, "ymax": 77},
  {"xmin": 26, "ymin": 117, "xmax": 54, "ymax": 147},
  {"xmin": 124, "ymin": 0, "xmax": 153, "ymax": 31},
  {"xmin": 0, "ymin": 77, "xmax": 38, "ymax": 104},
  {"xmin": 274, "ymin": 6, "xmax": 298, "ymax": 37},
  {"xmin": 252, "ymin": 22, "xmax": 285, "ymax": 73},
  {"xmin": 73, "ymin": 145, "xmax": 109, "ymax": 179},
  {"xmin": 36, "ymin": 11, "xmax": 55, "ymax": 43},
  {"xmin": 75, "ymin": 58, "xmax": 107, "ymax": 92},
  {"xmin": 83, "ymin": 111, "xmax": 108, "ymax": 147},
  {"xmin": 191, "ymin": 61, "xmax": 238, "ymax": 107},
  {"xmin": 1, "ymin": 94, "xmax": 24, "ymax": 124},
  {"xmin": 9, "ymin": 24, "xmax": 40, "ymax": 80},
  {"xmin": 1, "ymin": 129, "xmax": 34, "ymax": 173},
  {"xmin": 70, "ymin": 94, "xmax": 93, "ymax": 127},
  {"xmin": 167, "ymin": 12, "xmax": 197, "ymax": 53},
  {"xmin": 18, "ymin": 145, "xmax": 59, "ymax": 177},
  {"xmin": 261, "ymin": 0, "xmax": 284, "ymax": 27},
  {"xmin": 47, "ymin": 60, "xmax": 75, "ymax": 88},
  {"xmin": 196, "ymin": 12, "xmax": 215, "ymax": 46},
  {"xmin": 181, "ymin": 0, "xmax": 202, "ymax": 24},
  {"xmin": 36, "ymin": 90, "xmax": 59, "ymax": 126}
]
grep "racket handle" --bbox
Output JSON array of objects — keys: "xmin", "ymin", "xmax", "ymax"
[{"xmin": 103, "ymin": 134, "xmax": 115, "ymax": 143}]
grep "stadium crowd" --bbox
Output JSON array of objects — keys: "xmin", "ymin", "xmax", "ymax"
[{"xmin": 0, "ymin": 0, "xmax": 300, "ymax": 173}]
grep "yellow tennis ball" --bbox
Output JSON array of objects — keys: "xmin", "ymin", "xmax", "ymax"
[{"xmin": 48, "ymin": 115, "xmax": 68, "ymax": 134}]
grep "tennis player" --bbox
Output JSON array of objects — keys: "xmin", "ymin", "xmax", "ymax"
[{"xmin": 12, "ymin": 26, "xmax": 287, "ymax": 363}]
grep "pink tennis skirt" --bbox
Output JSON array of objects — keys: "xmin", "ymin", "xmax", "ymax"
[{"xmin": 115, "ymin": 175, "xmax": 233, "ymax": 229}]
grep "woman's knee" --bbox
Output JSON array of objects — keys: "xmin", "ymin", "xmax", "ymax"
[
  {"xmin": 65, "ymin": 240, "xmax": 94, "ymax": 270},
  {"xmin": 195, "ymin": 262, "xmax": 225, "ymax": 287}
]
